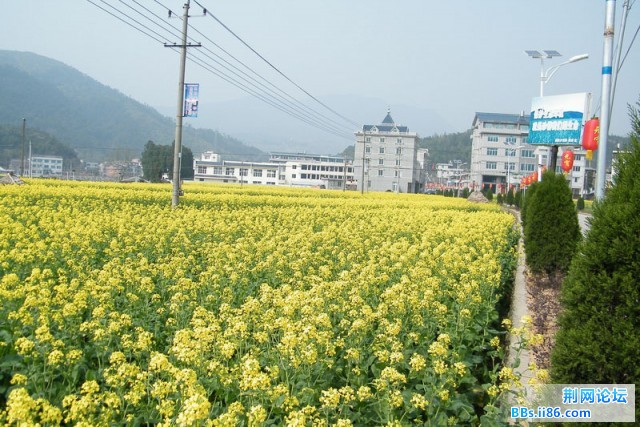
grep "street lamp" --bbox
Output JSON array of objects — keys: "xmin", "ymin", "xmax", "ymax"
[
  {"xmin": 525, "ymin": 50, "xmax": 589, "ymax": 97},
  {"xmin": 525, "ymin": 50, "xmax": 589, "ymax": 174}
]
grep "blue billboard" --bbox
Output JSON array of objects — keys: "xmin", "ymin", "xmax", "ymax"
[{"xmin": 528, "ymin": 93, "xmax": 591, "ymax": 145}]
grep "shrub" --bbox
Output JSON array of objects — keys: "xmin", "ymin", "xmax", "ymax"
[
  {"xmin": 551, "ymin": 100, "xmax": 640, "ymax": 414},
  {"xmin": 485, "ymin": 187, "xmax": 494, "ymax": 201},
  {"xmin": 576, "ymin": 196, "xmax": 585, "ymax": 211},
  {"xmin": 520, "ymin": 182, "xmax": 539, "ymax": 231},
  {"xmin": 496, "ymin": 193, "xmax": 503, "ymax": 205},
  {"xmin": 514, "ymin": 189, "xmax": 522, "ymax": 209},
  {"xmin": 506, "ymin": 188, "xmax": 515, "ymax": 206},
  {"xmin": 523, "ymin": 172, "xmax": 581, "ymax": 276}
]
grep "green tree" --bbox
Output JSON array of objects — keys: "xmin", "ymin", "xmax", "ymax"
[
  {"xmin": 523, "ymin": 172, "xmax": 581, "ymax": 276},
  {"xmin": 496, "ymin": 193, "xmax": 503, "ymax": 205},
  {"xmin": 506, "ymin": 188, "xmax": 515, "ymax": 206},
  {"xmin": 521, "ymin": 183, "xmax": 538, "ymax": 230},
  {"xmin": 576, "ymin": 196, "xmax": 585, "ymax": 211},
  {"xmin": 140, "ymin": 141, "xmax": 193, "ymax": 182},
  {"xmin": 514, "ymin": 189, "xmax": 522, "ymax": 209},
  {"xmin": 485, "ymin": 187, "xmax": 493, "ymax": 202},
  {"xmin": 551, "ymin": 99, "xmax": 640, "ymax": 418}
]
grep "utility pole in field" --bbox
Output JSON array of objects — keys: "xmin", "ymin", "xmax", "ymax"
[
  {"xmin": 166, "ymin": 0, "xmax": 201, "ymax": 208},
  {"xmin": 21, "ymin": 118, "xmax": 26, "ymax": 176}
]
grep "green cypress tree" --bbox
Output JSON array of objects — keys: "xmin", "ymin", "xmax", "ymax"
[
  {"xmin": 485, "ymin": 187, "xmax": 494, "ymax": 201},
  {"xmin": 576, "ymin": 196, "xmax": 585, "ymax": 211},
  {"xmin": 496, "ymin": 192, "xmax": 503, "ymax": 205},
  {"xmin": 506, "ymin": 188, "xmax": 515, "ymax": 206},
  {"xmin": 514, "ymin": 189, "xmax": 522, "ymax": 209},
  {"xmin": 521, "ymin": 182, "xmax": 539, "ymax": 231},
  {"xmin": 551, "ymin": 101, "xmax": 640, "ymax": 415},
  {"xmin": 523, "ymin": 172, "xmax": 581, "ymax": 276}
]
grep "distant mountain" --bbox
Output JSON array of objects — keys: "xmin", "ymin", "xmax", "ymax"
[{"xmin": 0, "ymin": 50, "xmax": 265, "ymax": 162}]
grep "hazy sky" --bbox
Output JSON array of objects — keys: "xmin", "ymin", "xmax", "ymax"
[{"xmin": 2, "ymin": 1, "xmax": 639, "ymax": 147}]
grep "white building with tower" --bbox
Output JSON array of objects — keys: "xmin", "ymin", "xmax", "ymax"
[{"xmin": 353, "ymin": 110, "xmax": 424, "ymax": 193}]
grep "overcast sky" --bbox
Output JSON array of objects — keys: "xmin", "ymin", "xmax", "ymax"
[{"xmin": 1, "ymin": 0, "xmax": 639, "ymax": 146}]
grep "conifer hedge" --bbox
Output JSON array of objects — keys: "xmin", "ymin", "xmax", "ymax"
[
  {"xmin": 523, "ymin": 172, "xmax": 581, "ymax": 276},
  {"xmin": 552, "ymin": 101, "xmax": 640, "ymax": 413}
]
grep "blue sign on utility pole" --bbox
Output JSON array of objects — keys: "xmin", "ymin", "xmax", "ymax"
[{"xmin": 183, "ymin": 83, "xmax": 199, "ymax": 118}]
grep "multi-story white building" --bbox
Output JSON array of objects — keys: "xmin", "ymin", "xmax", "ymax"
[
  {"xmin": 353, "ymin": 111, "xmax": 424, "ymax": 193},
  {"xmin": 470, "ymin": 112, "xmax": 537, "ymax": 193},
  {"xmin": 193, "ymin": 151, "xmax": 354, "ymax": 189},
  {"xmin": 30, "ymin": 155, "xmax": 64, "ymax": 177},
  {"xmin": 470, "ymin": 112, "xmax": 594, "ymax": 196},
  {"xmin": 269, "ymin": 152, "xmax": 355, "ymax": 190}
]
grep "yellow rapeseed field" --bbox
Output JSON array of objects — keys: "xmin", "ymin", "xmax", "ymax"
[{"xmin": 0, "ymin": 180, "xmax": 522, "ymax": 426}]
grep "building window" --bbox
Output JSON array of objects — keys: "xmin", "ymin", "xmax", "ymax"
[
  {"xmin": 394, "ymin": 170, "xmax": 399, "ymax": 177},
  {"xmin": 239, "ymin": 168, "xmax": 248, "ymax": 176},
  {"xmin": 487, "ymin": 135, "xmax": 499, "ymax": 142},
  {"xmin": 379, "ymin": 147, "xmax": 385, "ymax": 154},
  {"xmin": 365, "ymin": 137, "xmax": 371, "ymax": 142},
  {"xmin": 392, "ymin": 183, "xmax": 398, "ymax": 192},
  {"xmin": 378, "ymin": 170, "xmax": 384, "ymax": 176},
  {"xmin": 487, "ymin": 148, "xmax": 498, "ymax": 156},
  {"xmin": 504, "ymin": 162, "xmax": 515, "ymax": 171},
  {"xmin": 267, "ymin": 170, "xmax": 276, "ymax": 178},
  {"xmin": 396, "ymin": 138, "xmax": 402, "ymax": 144},
  {"xmin": 574, "ymin": 154, "xmax": 583, "ymax": 161},
  {"xmin": 572, "ymin": 166, "xmax": 581, "ymax": 172},
  {"xmin": 365, "ymin": 146, "xmax": 371, "ymax": 154},
  {"xmin": 378, "ymin": 158, "xmax": 384, "ymax": 165},
  {"xmin": 505, "ymin": 148, "xmax": 517, "ymax": 157},
  {"xmin": 301, "ymin": 173, "xmax": 307, "ymax": 179},
  {"xmin": 292, "ymin": 174, "xmax": 297, "ymax": 179},
  {"xmin": 395, "ymin": 159, "xmax": 401, "ymax": 166},
  {"xmin": 253, "ymin": 169, "xmax": 263, "ymax": 177},
  {"xmin": 225, "ymin": 167, "xmax": 234, "ymax": 176},
  {"xmin": 505, "ymin": 136, "xmax": 517, "ymax": 144},
  {"xmin": 197, "ymin": 166, "xmax": 207, "ymax": 174},
  {"xmin": 396, "ymin": 147, "xmax": 402, "ymax": 155},
  {"xmin": 292, "ymin": 165, "xmax": 297, "ymax": 169},
  {"xmin": 213, "ymin": 166, "xmax": 223, "ymax": 175},
  {"xmin": 380, "ymin": 137, "xmax": 385, "ymax": 143},
  {"xmin": 520, "ymin": 163, "xmax": 535, "ymax": 172},
  {"xmin": 486, "ymin": 161, "xmax": 497, "ymax": 170},
  {"xmin": 521, "ymin": 150, "xmax": 535, "ymax": 158}
]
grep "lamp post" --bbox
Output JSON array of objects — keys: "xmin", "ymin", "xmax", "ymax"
[
  {"xmin": 505, "ymin": 145, "xmax": 525, "ymax": 192},
  {"xmin": 525, "ymin": 50, "xmax": 589, "ymax": 175}
]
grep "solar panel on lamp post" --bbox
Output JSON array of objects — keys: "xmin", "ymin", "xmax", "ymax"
[{"xmin": 525, "ymin": 50, "xmax": 589, "ymax": 176}]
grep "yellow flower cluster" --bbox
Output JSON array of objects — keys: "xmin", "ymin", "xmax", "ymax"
[{"xmin": 0, "ymin": 180, "xmax": 518, "ymax": 425}]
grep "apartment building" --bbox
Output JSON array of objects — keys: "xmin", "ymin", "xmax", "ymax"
[{"xmin": 353, "ymin": 110, "xmax": 423, "ymax": 193}]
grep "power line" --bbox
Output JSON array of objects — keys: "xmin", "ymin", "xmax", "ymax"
[
  {"xmin": 84, "ymin": 0, "xmax": 356, "ymax": 140},
  {"xmin": 187, "ymin": 25, "xmax": 356, "ymax": 134},
  {"xmin": 84, "ymin": 0, "xmax": 167, "ymax": 44},
  {"xmin": 192, "ymin": 0, "xmax": 360, "ymax": 128},
  {"xmin": 149, "ymin": 0, "xmax": 355, "ymax": 134}
]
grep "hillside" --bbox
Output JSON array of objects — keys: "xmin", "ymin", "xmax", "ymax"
[
  {"xmin": 0, "ymin": 125, "xmax": 80, "ymax": 170},
  {"xmin": 0, "ymin": 50, "xmax": 265, "ymax": 162}
]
